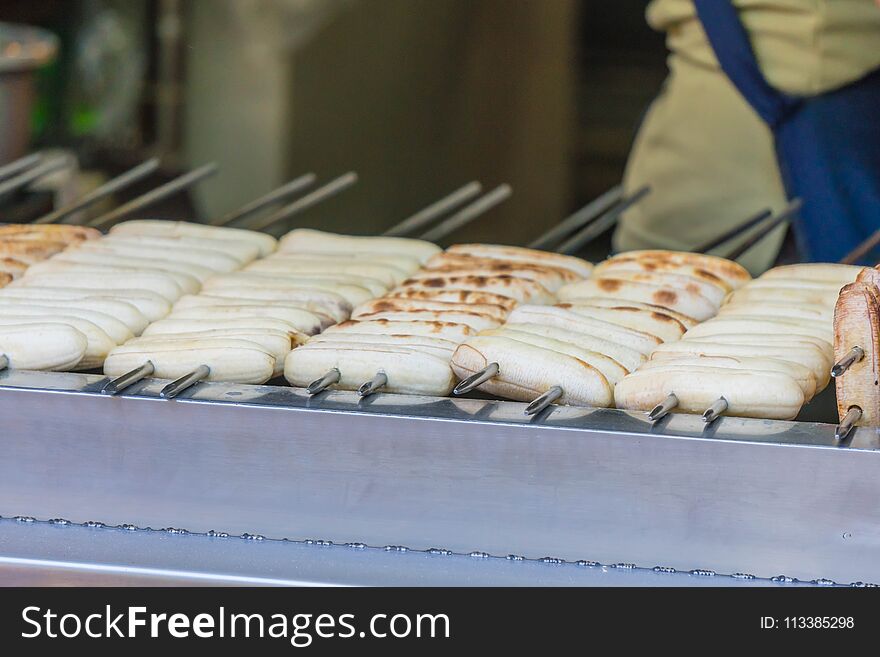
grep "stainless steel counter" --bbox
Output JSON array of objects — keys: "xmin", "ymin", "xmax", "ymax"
[{"xmin": 2, "ymin": 370, "xmax": 878, "ymax": 586}]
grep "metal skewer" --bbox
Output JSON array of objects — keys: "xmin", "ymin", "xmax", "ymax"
[
  {"xmin": 722, "ymin": 198, "xmax": 803, "ymax": 261},
  {"xmin": 555, "ymin": 185, "xmax": 651, "ymax": 255},
  {"xmin": 693, "ymin": 208, "xmax": 772, "ymax": 254},
  {"xmin": 160, "ymin": 365, "xmax": 211, "ymax": 399},
  {"xmin": 0, "ymin": 156, "xmax": 69, "ymax": 201},
  {"xmin": 248, "ymin": 172, "xmax": 358, "ymax": 233},
  {"xmin": 702, "ymin": 397, "xmax": 728, "ymax": 424},
  {"xmin": 0, "ymin": 152, "xmax": 42, "ymax": 181},
  {"xmin": 835, "ymin": 406, "xmax": 862, "ymax": 441},
  {"xmin": 307, "ymin": 368, "xmax": 340, "ymax": 395},
  {"xmin": 419, "ymin": 184, "xmax": 512, "ymax": 242},
  {"xmin": 648, "ymin": 392, "xmax": 679, "ymax": 422},
  {"xmin": 34, "ymin": 158, "xmax": 161, "ymax": 225},
  {"xmin": 213, "ymin": 173, "xmax": 317, "ymax": 226},
  {"xmin": 0, "ymin": 354, "xmax": 8, "ymax": 372},
  {"xmin": 527, "ymin": 184, "xmax": 624, "ymax": 250},
  {"xmin": 831, "ymin": 346, "xmax": 865, "ymax": 378},
  {"xmin": 87, "ymin": 162, "xmax": 219, "ymax": 229},
  {"xmin": 102, "ymin": 361, "xmax": 155, "ymax": 395},
  {"xmin": 453, "ymin": 362, "xmax": 500, "ymax": 395},
  {"xmin": 358, "ymin": 371, "xmax": 388, "ymax": 397},
  {"xmin": 524, "ymin": 386, "xmax": 563, "ymax": 416},
  {"xmin": 840, "ymin": 229, "xmax": 880, "ymax": 265},
  {"xmin": 383, "ymin": 181, "xmax": 483, "ymax": 237}
]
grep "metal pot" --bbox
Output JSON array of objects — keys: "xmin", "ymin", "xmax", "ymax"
[{"xmin": 0, "ymin": 22, "xmax": 58, "ymax": 164}]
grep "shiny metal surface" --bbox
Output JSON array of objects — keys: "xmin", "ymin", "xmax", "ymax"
[
  {"xmin": 0, "ymin": 518, "xmax": 822, "ymax": 586},
  {"xmin": 419, "ymin": 184, "xmax": 512, "ymax": 242},
  {"xmin": 34, "ymin": 158, "xmax": 161, "ymax": 224},
  {"xmin": 86, "ymin": 162, "xmax": 219, "ymax": 228},
  {"xmin": 1, "ymin": 370, "xmax": 879, "ymax": 585},
  {"xmin": 383, "ymin": 182, "xmax": 483, "ymax": 237}
]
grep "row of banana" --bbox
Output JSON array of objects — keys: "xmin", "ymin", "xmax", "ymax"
[
  {"xmin": 449, "ymin": 250, "xmax": 752, "ymax": 407},
  {"xmin": 615, "ymin": 263, "xmax": 864, "ymax": 420},
  {"xmin": 285, "ymin": 244, "xmax": 594, "ymax": 394},
  {"xmin": 1, "ymin": 218, "xmax": 866, "ymax": 424},
  {"xmin": 0, "ymin": 220, "xmax": 268, "ymax": 370},
  {"xmin": 104, "ymin": 229, "xmax": 442, "ymax": 383}
]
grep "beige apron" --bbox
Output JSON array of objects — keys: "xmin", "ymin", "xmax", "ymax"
[{"xmin": 614, "ymin": 0, "xmax": 880, "ymax": 274}]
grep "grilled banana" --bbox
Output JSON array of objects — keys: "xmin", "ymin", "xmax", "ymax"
[{"xmin": 833, "ymin": 281, "xmax": 880, "ymax": 426}]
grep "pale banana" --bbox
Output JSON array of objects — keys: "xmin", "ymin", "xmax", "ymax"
[
  {"xmin": 0, "ymin": 315, "xmax": 113, "ymax": 370},
  {"xmin": 285, "ymin": 344, "xmax": 455, "ymax": 395},
  {"xmin": 0, "ymin": 286, "xmax": 169, "ymax": 323},
  {"xmin": 278, "ymin": 228, "xmax": 441, "ymax": 264},
  {"xmin": 168, "ymin": 299, "xmax": 325, "ymax": 334},
  {"xmin": 0, "ymin": 323, "xmax": 87, "ymax": 371},
  {"xmin": 104, "ymin": 339, "xmax": 276, "ymax": 383},
  {"xmin": 110, "ymin": 220, "xmax": 276, "ymax": 257},
  {"xmin": 614, "ymin": 367, "xmax": 804, "ymax": 420},
  {"xmin": 14, "ymin": 271, "xmax": 184, "ymax": 303}
]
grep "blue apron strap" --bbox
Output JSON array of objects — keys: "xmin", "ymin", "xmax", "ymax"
[{"xmin": 693, "ymin": 0, "xmax": 800, "ymax": 128}]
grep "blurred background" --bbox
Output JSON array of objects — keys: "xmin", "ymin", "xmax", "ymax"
[{"xmin": 0, "ymin": 0, "xmax": 664, "ymax": 253}]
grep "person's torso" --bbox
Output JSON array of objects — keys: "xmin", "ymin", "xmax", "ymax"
[{"xmin": 648, "ymin": 0, "xmax": 880, "ymax": 95}]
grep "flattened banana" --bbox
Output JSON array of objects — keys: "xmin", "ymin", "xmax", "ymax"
[
  {"xmin": 397, "ymin": 275, "xmax": 554, "ymax": 305},
  {"xmin": 78, "ymin": 239, "xmax": 241, "ymax": 272},
  {"xmin": 494, "ymin": 321, "xmax": 646, "ymax": 372},
  {"xmin": 598, "ymin": 250, "xmax": 750, "ymax": 289},
  {"xmin": 104, "ymin": 339, "xmax": 276, "ymax": 383},
  {"xmin": 557, "ymin": 277, "xmax": 716, "ymax": 320},
  {"xmin": 385, "ymin": 288, "xmax": 518, "ymax": 311},
  {"xmin": 168, "ymin": 299, "xmax": 324, "ymax": 334},
  {"xmin": 285, "ymin": 344, "xmax": 454, "ymax": 395},
  {"xmin": 559, "ymin": 296, "xmax": 697, "ymax": 328},
  {"xmin": 451, "ymin": 336, "xmax": 613, "ymax": 407},
  {"xmin": 507, "ymin": 305, "xmax": 661, "ymax": 354},
  {"xmin": 636, "ymin": 354, "xmax": 818, "ymax": 399},
  {"xmin": 278, "ymin": 229, "xmax": 441, "ymax": 263},
  {"xmin": 614, "ymin": 367, "xmax": 804, "ymax": 420},
  {"xmin": 324, "ymin": 319, "xmax": 474, "ymax": 342},
  {"xmin": 0, "ymin": 315, "xmax": 113, "ymax": 370},
  {"xmin": 413, "ymin": 264, "xmax": 570, "ymax": 292},
  {"xmin": 110, "ymin": 220, "xmax": 276, "ymax": 257},
  {"xmin": 354, "ymin": 309, "xmax": 500, "ymax": 332},
  {"xmin": 54, "ymin": 249, "xmax": 214, "ymax": 282},
  {"xmin": 24, "ymin": 261, "xmax": 200, "ymax": 295},
  {"xmin": 14, "ymin": 271, "xmax": 184, "ymax": 303},
  {"xmin": 444, "ymin": 244, "xmax": 593, "ymax": 278},
  {"xmin": 0, "ymin": 293, "xmax": 148, "ymax": 334},
  {"xmin": 245, "ymin": 259, "xmax": 408, "ymax": 287},
  {"xmin": 0, "ymin": 302, "xmax": 132, "ymax": 344},
  {"xmin": 591, "ymin": 270, "xmax": 727, "ymax": 306},
  {"xmin": 201, "ymin": 287, "xmax": 351, "ymax": 323},
  {"xmin": 479, "ymin": 327, "xmax": 628, "ymax": 383},
  {"xmin": 555, "ymin": 303, "xmax": 686, "ymax": 342},
  {"xmin": 0, "ymin": 286, "xmax": 169, "ymax": 322},
  {"xmin": 352, "ymin": 298, "xmax": 509, "ymax": 322},
  {"xmin": 0, "ymin": 324, "xmax": 87, "ymax": 371}
]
